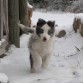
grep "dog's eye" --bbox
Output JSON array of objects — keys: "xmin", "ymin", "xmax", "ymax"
[
  {"xmin": 48, "ymin": 30, "xmax": 53, "ymax": 35},
  {"xmin": 39, "ymin": 29, "xmax": 43, "ymax": 34}
]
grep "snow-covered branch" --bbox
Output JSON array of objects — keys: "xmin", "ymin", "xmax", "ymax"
[{"xmin": 18, "ymin": 23, "xmax": 35, "ymax": 34}]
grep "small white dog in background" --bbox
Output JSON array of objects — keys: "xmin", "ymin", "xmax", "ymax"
[{"xmin": 18, "ymin": 18, "xmax": 55, "ymax": 73}]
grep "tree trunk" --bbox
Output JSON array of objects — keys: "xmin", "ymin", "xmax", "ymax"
[
  {"xmin": 0, "ymin": 0, "xmax": 3, "ymax": 40},
  {"xmin": 19, "ymin": 0, "xmax": 29, "ymax": 27},
  {"xmin": 8, "ymin": 0, "xmax": 20, "ymax": 47}
]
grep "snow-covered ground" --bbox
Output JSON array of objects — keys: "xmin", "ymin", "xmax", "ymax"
[
  {"xmin": 0, "ymin": 39, "xmax": 5, "ymax": 46},
  {"xmin": 0, "ymin": 11, "xmax": 83, "ymax": 83},
  {"xmin": 0, "ymin": 73, "xmax": 9, "ymax": 83}
]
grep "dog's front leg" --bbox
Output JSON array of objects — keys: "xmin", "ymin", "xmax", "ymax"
[
  {"xmin": 42, "ymin": 54, "xmax": 51, "ymax": 69},
  {"xmin": 30, "ymin": 52, "xmax": 42, "ymax": 73}
]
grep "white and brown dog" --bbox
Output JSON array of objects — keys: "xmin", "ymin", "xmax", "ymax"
[{"xmin": 18, "ymin": 18, "xmax": 55, "ymax": 73}]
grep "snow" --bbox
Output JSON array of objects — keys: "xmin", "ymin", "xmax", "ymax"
[
  {"xmin": 0, "ymin": 39, "xmax": 5, "ymax": 46},
  {"xmin": 27, "ymin": 2, "xmax": 33, "ymax": 9},
  {"xmin": 0, "ymin": 73, "xmax": 9, "ymax": 83},
  {"xmin": 32, "ymin": 11, "xmax": 74, "ymax": 27},
  {"xmin": 74, "ymin": 13, "xmax": 83, "ymax": 23},
  {"xmin": 0, "ymin": 11, "xmax": 83, "ymax": 83}
]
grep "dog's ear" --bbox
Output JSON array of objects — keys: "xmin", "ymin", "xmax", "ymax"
[
  {"xmin": 37, "ymin": 18, "xmax": 46, "ymax": 26},
  {"xmin": 47, "ymin": 21, "xmax": 55, "ymax": 28}
]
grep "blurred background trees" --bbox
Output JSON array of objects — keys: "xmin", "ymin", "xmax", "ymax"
[{"xmin": 28, "ymin": 0, "xmax": 83, "ymax": 12}]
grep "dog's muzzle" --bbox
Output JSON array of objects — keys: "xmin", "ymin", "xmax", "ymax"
[{"xmin": 43, "ymin": 37, "xmax": 47, "ymax": 42}]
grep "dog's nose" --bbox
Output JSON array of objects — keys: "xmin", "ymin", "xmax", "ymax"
[{"xmin": 43, "ymin": 37, "xmax": 47, "ymax": 42}]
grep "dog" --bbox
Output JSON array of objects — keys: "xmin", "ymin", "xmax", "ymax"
[
  {"xmin": 28, "ymin": 18, "xmax": 55, "ymax": 72},
  {"xmin": 18, "ymin": 18, "xmax": 55, "ymax": 73}
]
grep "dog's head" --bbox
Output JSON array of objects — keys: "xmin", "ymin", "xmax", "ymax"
[{"xmin": 36, "ymin": 18, "xmax": 55, "ymax": 42}]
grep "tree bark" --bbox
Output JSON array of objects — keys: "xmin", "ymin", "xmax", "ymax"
[
  {"xmin": 19, "ymin": 0, "xmax": 29, "ymax": 27},
  {"xmin": 8, "ymin": 0, "xmax": 20, "ymax": 47},
  {"xmin": 0, "ymin": 0, "xmax": 3, "ymax": 40}
]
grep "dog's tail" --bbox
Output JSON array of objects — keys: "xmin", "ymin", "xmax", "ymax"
[{"xmin": 18, "ymin": 23, "xmax": 35, "ymax": 34}]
